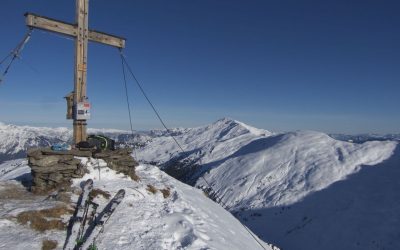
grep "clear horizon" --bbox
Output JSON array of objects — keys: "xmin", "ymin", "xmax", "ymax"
[
  {"xmin": 1, "ymin": 118, "xmax": 399, "ymax": 136},
  {"xmin": 1, "ymin": 0, "xmax": 399, "ymax": 134}
]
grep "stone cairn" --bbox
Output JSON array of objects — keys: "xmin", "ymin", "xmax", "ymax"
[{"xmin": 27, "ymin": 147, "xmax": 138, "ymax": 193}]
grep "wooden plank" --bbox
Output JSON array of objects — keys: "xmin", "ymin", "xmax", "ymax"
[
  {"xmin": 73, "ymin": 0, "xmax": 89, "ymax": 144},
  {"xmin": 25, "ymin": 13, "xmax": 77, "ymax": 37},
  {"xmin": 25, "ymin": 13, "xmax": 125, "ymax": 48},
  {"xmin": 89, "ymin": 30, "xmax": 125, "ymax": 48}
]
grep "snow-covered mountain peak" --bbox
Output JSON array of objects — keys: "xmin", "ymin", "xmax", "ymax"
[
  {"xmin": 208, "ymin": 117, "xmax": 272, "ymax": 137},
  {"xmin": 138, "ymin": 119, "xmax": 273, "ymax": 166}
]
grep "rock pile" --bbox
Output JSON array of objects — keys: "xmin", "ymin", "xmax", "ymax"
[
  {"xmin": 27, "ymin": 147, "xmax": 138, "ymax": 193},
  {"xmin": 27, "ymin": 148, "xmax": 91, "ymax": 193},
  {"xmin": 93, "ymin": 148, "xmax": 139, "ymax": 181}
]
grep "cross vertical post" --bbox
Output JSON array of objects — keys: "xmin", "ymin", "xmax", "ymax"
[{"xmin": 73, "ymin": 0, "xmax": 89, "ymax": 144}]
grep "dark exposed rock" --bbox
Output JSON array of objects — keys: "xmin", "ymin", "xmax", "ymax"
[
  {"xmin": 93, "ymin": 148, "xmax": 132, "ymax": 159},
  {"xmin": 27, "ymin": 148, "xmax": 43, "ymax": 160},
  {"xmin": 28, "ymin": 147, "xmax": 138, "ymax": 192},
  {"xmin": 28, "ymin": 148, "xmax": 84, "ymax": 193},
  {"xmin": 93, "ymin": 149, "xmax": 139, "ymax": 181},
  {"xmin": 48, "ymin": 172, "xmax": 64, "ymax": 183},
  {"xmin": 41, "ymin": 148, "xmax": 93, "ymax": 157},
  {"xmin": 31, "ymin": 164, "xmax": 78, "ymax": 173}
]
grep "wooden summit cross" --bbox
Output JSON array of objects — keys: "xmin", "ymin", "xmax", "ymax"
[{"xmin": 25, "ymin": 0, "xmax": 126, "ymax": 144}]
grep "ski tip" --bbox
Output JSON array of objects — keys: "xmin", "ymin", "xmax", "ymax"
[
  {"xmin": 115, "ymin": 189, "xmax": 125, "ymax": 197},
  {"xmin": 79, "ymin": 179, "xmax": 93, "ymax": 190},
  {"xmin": 82, "ymin": 179, "xmax": 93, "ymax": 187}
]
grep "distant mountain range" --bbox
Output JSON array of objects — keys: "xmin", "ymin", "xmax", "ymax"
[{"xmin": 329, "ymin": 133, "xmax": 400, "ymax": 143}]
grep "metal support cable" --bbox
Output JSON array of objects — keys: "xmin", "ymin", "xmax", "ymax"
[
  {"xmin": 117, "ymin": 49, "xmax": 268, "ymax": 250},
  {"xmin": 1, "ymin": 28, "xmax": 34, "ymax": 84},
  {"xmin": 119, "ymin": 49, "xmax": 134, "ymax": 136},
  {"xmin": 118, "ymin": 49, "xmax": 185, "ymax": 154},
  {"xmin": 119, "ymin": 49, "xmax": 137, "ymax": 159},
  {"xmin": 0, "ymin": 52, "xmax": 13, "ymax": 66}
]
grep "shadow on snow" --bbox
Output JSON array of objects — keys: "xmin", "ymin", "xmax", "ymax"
[{"xmin": 238, "ymin": 144, "xmax": 400, "ymax": 250}]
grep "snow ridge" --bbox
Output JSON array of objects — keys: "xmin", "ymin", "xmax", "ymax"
[{"xmin": 137, "ymin": 119, "xmax": 399, "ymax": 250}]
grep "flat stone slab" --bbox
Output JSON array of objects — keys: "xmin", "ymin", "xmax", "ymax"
[
  {"xmin": 41, "ymin": 148, "xmax": 93, "ymax": 157},
  {"xmin": 31, "ymin": 164, "xmax": 79, "ymax": 173},
  {"xmin": 32, "ymin": 155, "xmax": 60, "ymax": 168}
]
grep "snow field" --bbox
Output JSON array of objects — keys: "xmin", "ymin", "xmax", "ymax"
[
  {"xmin": 0, "ymin": 157, "xmax": 277, "ymax": 250},
  {"xmin": 75, "ymin": 158, "xmax": 275, "ymax": 249}
]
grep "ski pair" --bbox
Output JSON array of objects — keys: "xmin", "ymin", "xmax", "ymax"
[
  {"xmin": 80, "ymin": 189, "xmax": 125, "ymax": 250},
  {"xmin": 64, "ymin": 179, "xmax": 94, "ymax": 250},
  {"xmin": 63, "ymin": 179, "xmax": 125, "ymax": 250}
]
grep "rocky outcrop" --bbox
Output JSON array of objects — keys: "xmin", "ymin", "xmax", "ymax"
[
  {"xmin": 93, "ymin": 148, "xmax": 139, "ymax": 181},
  {"xmin": 27, "ymin": 147, "xmax": 139, "ymax": 193},
  {"xmin": 27, "ymin": 148, "xmax": 88, "ymax": 193}
]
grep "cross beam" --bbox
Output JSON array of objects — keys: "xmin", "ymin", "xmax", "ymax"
[
  {"xmin": 25, "ymin": 0, "xmax": 126, "ymax": 145},
  {"xmin": 25, "ymin": 13, "xmax": 126, "ymax": 48}
]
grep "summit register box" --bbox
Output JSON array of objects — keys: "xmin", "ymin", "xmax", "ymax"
[{"xmin": 74, "ymin": 101, "xmax": 91, "ymax": 120}]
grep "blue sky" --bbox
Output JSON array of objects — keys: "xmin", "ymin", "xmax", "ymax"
[{"xmin": 0, "ymin": 0, "xmax": 399, "ymax": 134}]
